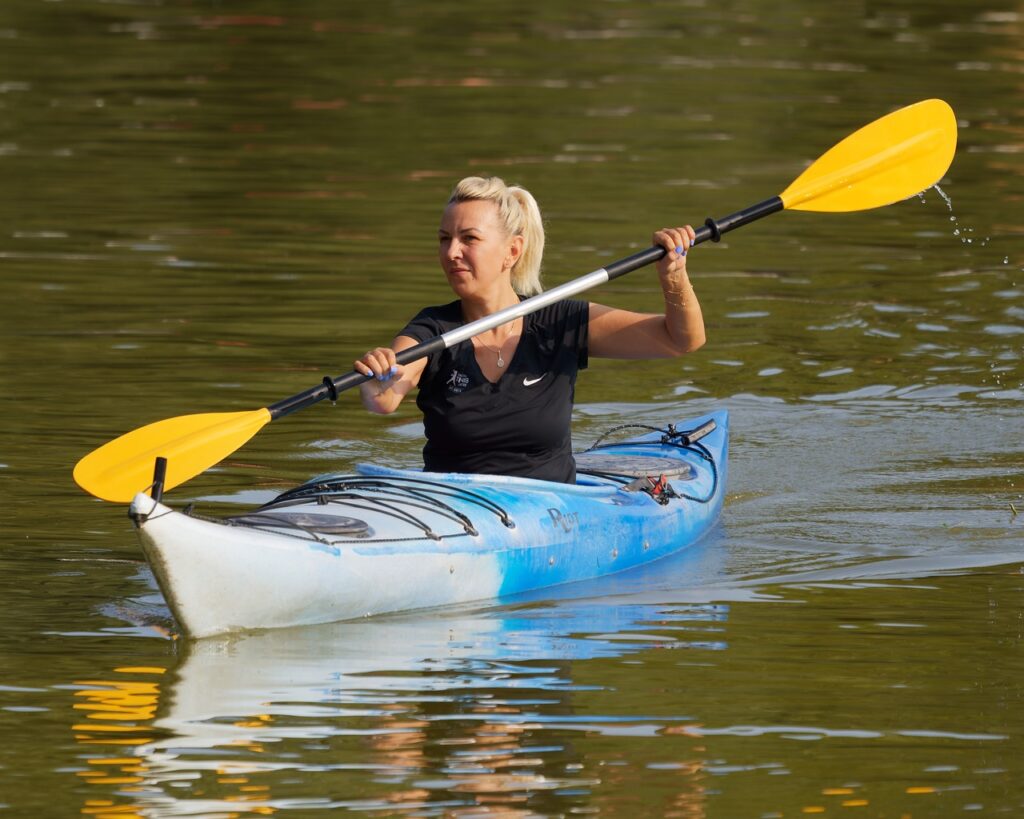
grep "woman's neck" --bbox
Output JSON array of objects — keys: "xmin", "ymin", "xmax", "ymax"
[{"xmin": 460, "ymin": 285, "xmax": 520, "ymax": 322}]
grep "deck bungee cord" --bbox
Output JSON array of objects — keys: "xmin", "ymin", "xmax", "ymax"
[
  {"xmin": 201, "ymin": 475, "xmax": 520, "ymax": 544},
  {"xmin": 579, "ymin": 420, "xmax": 720, "ymax": 505},
  {"xmin": 151, "ymin": 420, "xmax": 723, "ymax": 547}
]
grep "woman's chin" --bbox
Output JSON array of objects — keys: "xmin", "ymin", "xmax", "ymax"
[{"xmin": 446, "ymin": 276, "xmax": 476, "ymax": 298}]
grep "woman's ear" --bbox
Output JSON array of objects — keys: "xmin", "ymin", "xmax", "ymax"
[{"xmin": 506, "ymin": 234, "xmax": 524, "ymax": 268}]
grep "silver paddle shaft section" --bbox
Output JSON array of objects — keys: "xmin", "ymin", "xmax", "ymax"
[
  {"xmin": 438, "ymin": 267, "xmax": 611, "ymax": 349},
  {"xmin": 398, "ymin": 238, "xmax": 680, "ymax": 365}
]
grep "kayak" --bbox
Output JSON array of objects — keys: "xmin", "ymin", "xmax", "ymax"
[{"xmin": 129, "ymin": 410, "xmax": 728, "ymax": 638}]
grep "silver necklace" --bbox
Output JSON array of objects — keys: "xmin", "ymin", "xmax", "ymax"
[{"xmin": 476, "ymin": 319, "xmax": 518, "ymax": 368}]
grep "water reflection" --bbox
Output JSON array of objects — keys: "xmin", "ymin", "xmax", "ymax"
[
  {"xmin": 72, "ymin": 666, "xmax": 166, "ymax": 818},
  {"xmin": 70, "ymin": 561, "xmax": 1024, "ymax": 816},
  {"xmin": 72, "ymin": 602, "xmax": 726, "ymax": 816}
]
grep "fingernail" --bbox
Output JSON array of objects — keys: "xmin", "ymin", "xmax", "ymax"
[
  {"xmin": 675, "ymin": 245, "xmax": 684, "ymax": 254},
  {"xmin": 389, "ymin": 365, "xmax": 399, "ymax": 376}
]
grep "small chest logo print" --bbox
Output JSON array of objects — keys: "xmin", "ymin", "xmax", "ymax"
[
  {"xmin": 446, "ymin": 369, "xmax": 470, "ymax": 394},
  {"xmin": 523, "ymin": 374, "xmax": 546, "ymax": 387}
]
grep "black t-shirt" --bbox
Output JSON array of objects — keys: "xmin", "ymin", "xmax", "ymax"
[{"xmin": 399, "ymin": 299, "xmax": 589, "ymax": 483}]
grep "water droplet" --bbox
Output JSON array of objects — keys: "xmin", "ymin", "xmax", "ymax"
[{"xmin": 934, "ymin": 184, "xmax": 955, "ymax": 212}]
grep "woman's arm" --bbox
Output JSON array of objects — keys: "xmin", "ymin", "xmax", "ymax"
[
  {"xmin": 588, "ymin": 225, "xmax": 705, "ymax": 359},
  {"xmin": 354, "ymin": 336, "xmax": 428, "ymax": 414}
]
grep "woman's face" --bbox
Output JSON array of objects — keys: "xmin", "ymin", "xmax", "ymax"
[{"xmin": 438, "ymin": 199, "xmax": 521, "ymax": 301}]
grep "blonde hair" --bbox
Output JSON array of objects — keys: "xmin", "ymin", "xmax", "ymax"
[{"xmin": 448, "ymin": 176, "xmax": 545, "ymax": 296}]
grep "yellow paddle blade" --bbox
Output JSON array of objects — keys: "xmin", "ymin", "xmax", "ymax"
[
  {"xmin": 74, "ymin": 409, "xmax": 272, "ymax": 503},
  {"xmin": 781, "ymin": 99, "xmax": 957, "ymax": 212}
]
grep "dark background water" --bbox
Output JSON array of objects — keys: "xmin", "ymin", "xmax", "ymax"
[{"xmin": 1, "ymin": 1, "xmax": 1022, "ymax": 816}]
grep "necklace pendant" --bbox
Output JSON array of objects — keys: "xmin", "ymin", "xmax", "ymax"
[{"xmin": 497, "ymin": 352, "xmax": 505, "ymax": 368}]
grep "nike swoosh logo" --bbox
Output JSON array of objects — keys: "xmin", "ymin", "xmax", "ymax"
[{"xmin": 523, "ymin": 375, "xmax": 547, "ymax": 386}]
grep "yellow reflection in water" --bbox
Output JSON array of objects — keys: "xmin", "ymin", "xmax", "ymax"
[
  {"xmin": 71, "ymin": 660, "xmax": 281, "ymax": 817},
  {"xmin": 72, "ymin": 667, "xmax": 166, "ymax": 818},
  {"xmin": 71, "ymin": 666, "xmax": 277, "ymax": 817}
]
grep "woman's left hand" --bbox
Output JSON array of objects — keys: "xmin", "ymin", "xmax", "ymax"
[
  {"xmin": 653, "ymin": 225, "xmax": 696, "ymax": 280},
  {"xmin": 587, "ymin": 223, "xmax": 705, "ymax": 358}
]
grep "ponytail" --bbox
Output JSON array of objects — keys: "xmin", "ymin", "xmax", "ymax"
[{"xmin": 448, "ymin": 176, "xmax": 545, "ymax": 296}]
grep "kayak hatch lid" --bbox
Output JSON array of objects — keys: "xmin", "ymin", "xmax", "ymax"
[
  {"xmin": 228, "ymin": 511, "xmax": 372, "ymax": 537},
  {"xmin": 574, "ymin": 452, "xmax": 695, "ymax": 480}
]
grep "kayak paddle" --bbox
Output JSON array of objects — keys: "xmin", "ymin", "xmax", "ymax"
[{"xmin": 74, "ymin": 98, "xmax": 957, "ymax": 503}]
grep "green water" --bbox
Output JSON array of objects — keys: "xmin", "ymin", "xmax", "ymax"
[{"xmin": 1, "ymin": 0, "xmax": 1022, "ymax": 816}]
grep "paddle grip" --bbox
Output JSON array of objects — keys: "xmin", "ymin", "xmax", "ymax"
[
  {"xmin": 268, "ymin": 337, "xmax": 447, "ymax": 419},
  {"xmin": 603, "ymin": 196, "xmax": 783, "ymax": 281}
]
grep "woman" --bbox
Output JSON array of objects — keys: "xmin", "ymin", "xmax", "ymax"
[{"xmin": 355, "ymin": 176, "xmax": 704, "ymax": 484}]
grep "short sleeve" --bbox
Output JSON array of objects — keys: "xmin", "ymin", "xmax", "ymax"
[
  {"xmin": 564, "ymin": 300, "xmax": 589, "ymax": 370},
  {"xmin": 399, "ymin": 308, "xmax": 442, "ymax": 344}
]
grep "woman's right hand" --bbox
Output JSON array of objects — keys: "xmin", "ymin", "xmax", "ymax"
[
  {"xmin": 355, "ymin": 338, "xmax": 426, "ymax": 414},
  {"xmin": 355, "ymin": 346, "xmax": 414, "ymax": 414},
  {"xmin": 355, "ymin": 347, "xmax": 403, "ymax": 385}
]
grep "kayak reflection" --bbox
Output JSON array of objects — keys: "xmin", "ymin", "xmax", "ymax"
[{"xmin": 125, "ymin": 600, "xmax": 727, "ymax": 815}]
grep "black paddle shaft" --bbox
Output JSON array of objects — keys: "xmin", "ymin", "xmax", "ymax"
[
  {"xmin": 267, "ymin": 195, "xmax": 785, "ymax": 421},
  {"xmin": 267, "ymin": 340, "xmax": 446, "ymax": 420},
  {"xmin": 603, "ymin": 195, "xmax": 784, "ymax": 280}
]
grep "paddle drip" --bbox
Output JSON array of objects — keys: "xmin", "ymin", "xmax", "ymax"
[{"xmin": 920, "ymin": 184, "xmax": 989, "ymax": 248}]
